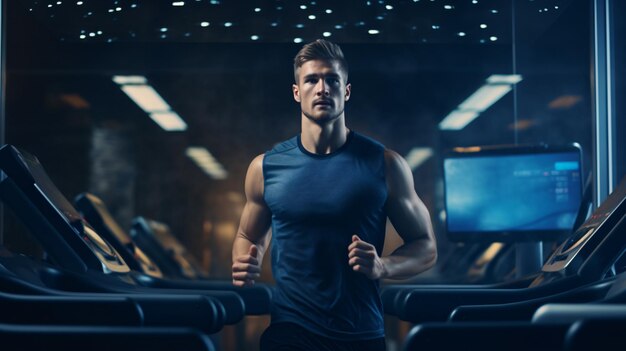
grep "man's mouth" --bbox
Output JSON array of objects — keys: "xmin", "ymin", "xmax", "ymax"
[{"xmin": 314, "ymin": 100, "xmax": 332, "ymax": 107}]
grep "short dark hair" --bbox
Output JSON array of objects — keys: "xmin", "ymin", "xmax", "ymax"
[{"xmin": 293, "ymin": 39, "xmax": 348, "ymax": 83}]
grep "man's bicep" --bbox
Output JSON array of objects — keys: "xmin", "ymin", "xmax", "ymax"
[
  {"xmin": 386, "ymin": 193, "xmax": 433, "ymax": 243},
  {"xmin": 384, "ymin": 150, "xmax": 435, "ymax": 243},
  {"xmin": 238, "ymin": 154, "xmax": 272, "ymax": 243}
]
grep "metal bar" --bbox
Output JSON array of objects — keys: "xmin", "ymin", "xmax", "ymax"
[
  {"xmin": 0, "ymin": 0, "xmax": 6, "ymax": 243},
  {"xmin": 592, "ymin": 0, "xmax": 612, "ymax": 207}
]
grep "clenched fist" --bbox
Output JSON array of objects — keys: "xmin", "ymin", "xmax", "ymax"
[
  {"xmin": 348, "ymin": 235, "xmax": 387, "ymax": 280},
  {"xmin": 232, "ymin": 245, "xmax": 261, "ymax": 287}
]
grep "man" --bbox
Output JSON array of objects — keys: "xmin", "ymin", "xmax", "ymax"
[{"xmin": 232, "ymin": 39, "xmax": 437, "ymax": 350}]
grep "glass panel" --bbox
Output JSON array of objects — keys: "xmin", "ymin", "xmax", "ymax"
[
  {"xmin": 513, "ymin": 0, "xmax": 592, "ymax": 176},
  {"xmin": 613, "ymin": 0, "xmax": 626, "ymax": 184}
]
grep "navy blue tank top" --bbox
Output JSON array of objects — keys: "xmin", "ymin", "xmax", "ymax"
[{"xmin": 263, "ymin": 131, "xmax": 388, "ymax": 340}]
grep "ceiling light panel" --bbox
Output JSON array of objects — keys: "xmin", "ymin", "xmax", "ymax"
[
  {"xmin": 186, "ymin": 147, "xmax": 228, "ymax": 179},
  {"xmin": 439, "ymin": 110, "xmax": 480, "ymax": 130},
  {"xmin": 120, "ymin": 85, "xmax": 171, "ymax": 112},
  {"xmin": 458, "ymin": 84, "xmax": 512, "ymax": 112},
  {"xmin": 112, "ymin": 75, "xmax": 147, "ymax": 85},
  {"xmin": 149, "ymin": 111, "xmax": 187, "ymax": 131},
  {"xmin": 486, "ymin": 74, "xmax": 522, "ymax": 85},
  {"xmin": 440, "ymin": 74, "xmax": 523, "ymax": 130}
]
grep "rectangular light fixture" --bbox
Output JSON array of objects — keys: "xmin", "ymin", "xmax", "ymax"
[
  {"xmin": 439, "ymin": 74, "xmax": 523, "ymax": 131},
  {"xmin": 438, "ymin": 110, "xmax": 480, "ymax": 130},
  {"xmin": 120, "ymin": 85, "xmax": 171, "ymax": 112},
  {"xmin": 186, "ymin": 147, "xmax": 228, "ymax": 180},
  {"xmin": 458, "ymin": 84, "xmax": 512, "ymax": 112},
  {"xmin": 112, "ymin": 75, "xmax": 147, "ymax": 85},
  {"xmin": 405, "ymin": 147, "xmax": 434, "ymax": 171},
  {"xmin": 149, "ymin": 112, "xmax": 188, "ymax": 131},
  {"xmin": 114, "ymin": 75, "xmax": 189, "ymax": 132},
  {"xmin": 486, "ymin": 74, "xmax": 522, "ymax": 85}
]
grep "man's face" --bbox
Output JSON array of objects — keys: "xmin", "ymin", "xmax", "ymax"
[{"xmin": 293, "ymin": 59, "xmax": 351, "ymax": 124}]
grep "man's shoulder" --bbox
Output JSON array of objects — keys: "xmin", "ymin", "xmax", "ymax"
[
  {"xmin": 351, "ymin": 131, "xmax": 386, "ymax": 153},
  {"xmin": 265, "ymin": 136, "xmax": 299, "ymax": 156}
]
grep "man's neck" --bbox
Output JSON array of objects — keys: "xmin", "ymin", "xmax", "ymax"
[{"xmin": 300, "ymin": 114, "xmax": 349, "ymax": 155}]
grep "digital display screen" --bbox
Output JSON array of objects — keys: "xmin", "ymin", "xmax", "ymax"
[{"xmin": 444, "ymin": 147, "xmax": 582, "ymax": 241}]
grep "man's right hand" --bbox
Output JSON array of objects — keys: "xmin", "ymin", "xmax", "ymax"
[{"xmin": 232, "ymin": 245, "xmax": 261, "ymax": 287}]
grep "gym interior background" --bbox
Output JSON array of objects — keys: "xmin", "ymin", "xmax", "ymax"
[{"xmin": 0, "ymin": 0, "xmax": 623, "ymax": 350}]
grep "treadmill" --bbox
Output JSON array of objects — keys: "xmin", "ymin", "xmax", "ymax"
[
  {"xmin": 74, "ymin": 192, "xmax": 272, "ymax": 315},
  {"xmin": 0, "ymin": 144, "xmax": 245, "ymax": 332},
  {"xmin": 0, "ymin": 324, "xmax": 216, "ymax": 351},
  {"xmin": 387, "ymin": 145, "xmax": 626, "ymax": 322},
  {"xmin": 0, "ymin": 246, "xmax": 229, "ymax": 333},
  {"xmin": 395, "ymin": 175, "xmax": 626, "ymax": 322},
  {"xmin": 402, "ymin": 237, "xmax": 626, "ymax": 351}
]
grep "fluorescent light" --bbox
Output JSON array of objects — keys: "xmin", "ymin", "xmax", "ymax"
[
  {"xmin": 186, "ymin": 147, "xmax": 228, "ymax": 179},
  {"xmin": 114, "ymin": 75, "xmax": 189, "ymax": 132},
  {"xmin": 439, "ymin": 110, "xmax": 480, "ymax": 130},
  {"xmin": 439, "ymin": 74, "xmax": 523, "ymax": 130},
  {"xmin": 405, "ymin": 148, "xmax": 433, "ymax": 170},
  {"xmin": 458, "ymin": 84, "xmax": 512, "ymax": 112},
  {"xmin": 120, "ymin": 85, "xmax": 171, "ymax": 112},
  {"xmin": 149, "ymin": 111, "xmax": 187, "ymax": 131},
  {"xmin": 113, "ymin": 75, "xmax": 147, "ymax": 85},
  {"xmin": 486, "ymin": 74, "xmax": 522, "ymax": 85}
]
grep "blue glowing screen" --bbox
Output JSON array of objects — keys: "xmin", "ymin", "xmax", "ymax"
[{"xmin": 444, "ymin": 152, "xmax": 582, "ymax": 233}]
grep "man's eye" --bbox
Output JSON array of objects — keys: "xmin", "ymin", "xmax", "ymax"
[
  {"xmin": 328, "ymin": 78, "xmax": 339, "ymax": 84},
  {"xmin": 306, "ymin": 78, "xmax": 317, "ymax": 84}
]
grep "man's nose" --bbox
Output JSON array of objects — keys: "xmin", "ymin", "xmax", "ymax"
[{"xmin": 316, "ymin": 80, "xmax": 330, "ymax": 96}]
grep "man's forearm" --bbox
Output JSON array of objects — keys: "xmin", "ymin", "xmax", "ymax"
[
  {"xmin": 380, "ymin": 238, "xmax": 437, "ymax": 280},
  {"xmin": 232, "ymin": 233, "xmax": 268, "ymax": 263}
]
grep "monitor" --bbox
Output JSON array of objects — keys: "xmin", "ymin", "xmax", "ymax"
[{"xmin": 443, "ymin": 144, "xmax": 583, "ymax": 242}]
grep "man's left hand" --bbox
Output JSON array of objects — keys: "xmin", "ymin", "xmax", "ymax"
[{"xmin": 348, "ymin": 235, "xmax": 387, "ymax": 280}]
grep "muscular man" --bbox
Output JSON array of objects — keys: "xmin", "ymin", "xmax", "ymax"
[{"xmin": 232, "ymin": 39, "xmax": 437, "ymax": 350}]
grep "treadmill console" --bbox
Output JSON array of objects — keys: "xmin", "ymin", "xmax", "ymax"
[
  {"xmin": 132, "ymin": 217, "xmax": 205, "ymax": 279},
  {"xmin": 443, "ymin": 143, "xmax": 583, "ymax": 242},
  {"xmin": 0, "ymin": 145, "xmax": 130, "ymax": 274},
  {"xmin": 542, "ymin": 176, "xmax": 626, "ymax": 273},
  {"xmin": 75, "ymin": 193, "xmax": 164, "ymax": 278}
]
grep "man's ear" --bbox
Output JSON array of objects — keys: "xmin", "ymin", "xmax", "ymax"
[
  {"xmin": 344, "ymin": 83, "xmax": 351, "ymax": 101},
  {"xmin": 293, "ymin": 84, "xmax": 301, "ymax": 103}
]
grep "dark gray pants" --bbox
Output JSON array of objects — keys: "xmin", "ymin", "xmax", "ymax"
[{"xmin": 260, "ymin": 322, "xmax": 387, "ymax": 351}]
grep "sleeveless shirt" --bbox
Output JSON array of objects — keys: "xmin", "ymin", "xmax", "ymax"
[{"xmin": 263, "ymin": 131, "xmax": 388, "ymax": 340}]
